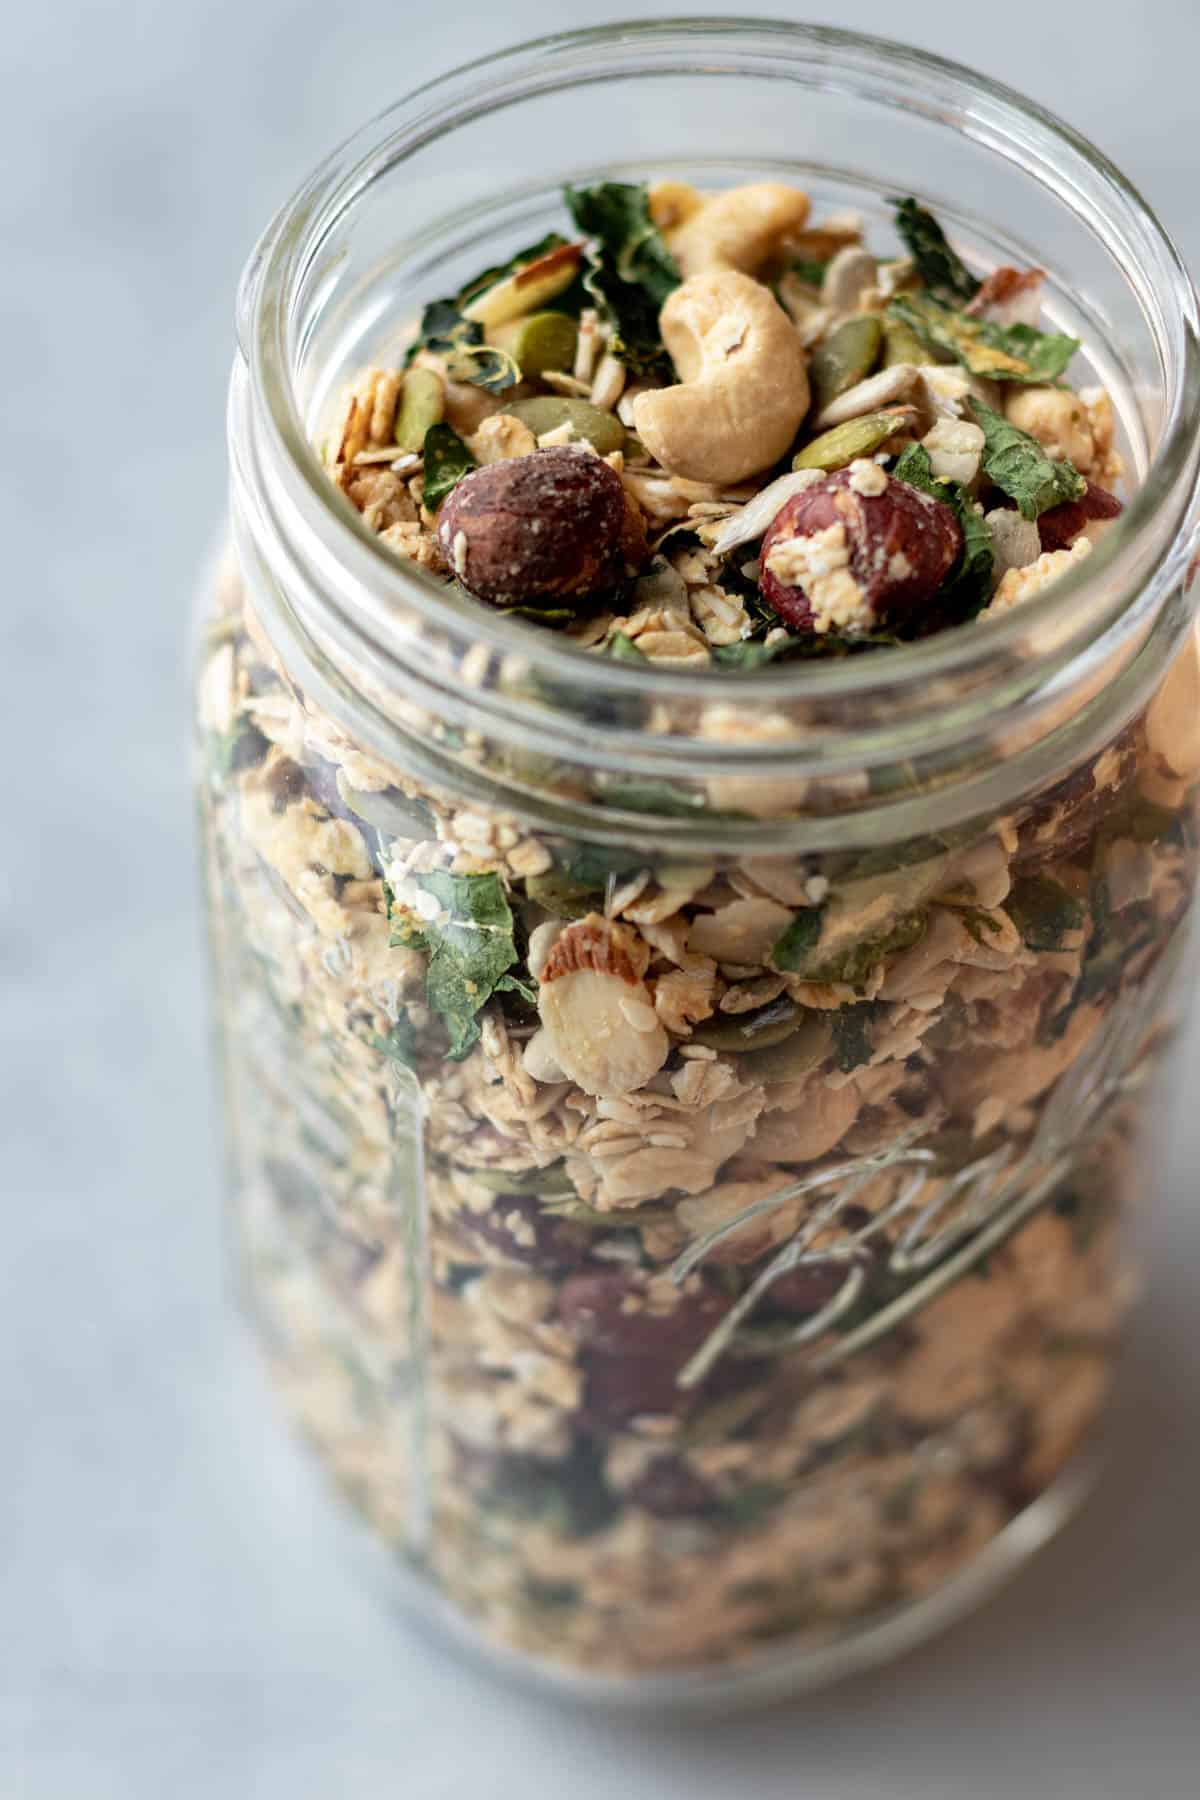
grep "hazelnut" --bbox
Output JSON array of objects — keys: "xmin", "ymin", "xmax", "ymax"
[
  {"xmin": 759, "ymin": 466, "xmax": 962, "ymax": 634},
  {"xmin": 1036, "ymin": 479, "xmax": 1123, "ymax": 553},
  {"xmin": 435, "ymin": 444, "xmax": 631, "ymax": 606}
]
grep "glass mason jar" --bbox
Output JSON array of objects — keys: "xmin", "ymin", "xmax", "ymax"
[{"xmin": 198, "ymin": 22, "xmax": 1200, "ymax": 1702}]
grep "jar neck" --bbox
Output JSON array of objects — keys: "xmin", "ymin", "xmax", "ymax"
[{"xmin": 228, "ymin": 19, "xmax": 1200, "ymax": 853}]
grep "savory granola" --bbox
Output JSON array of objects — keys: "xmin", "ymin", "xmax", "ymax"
[
  {"xmin": 200, "ymin": 181, "xmax": 1200, "ymax": 1680},
  {"xmin": 321, "ymin": 186, "xmax": 1124, "ymax": 670}
]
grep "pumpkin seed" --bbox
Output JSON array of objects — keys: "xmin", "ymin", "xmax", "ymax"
[
  {"xmin": 393, "ymin": 366, "xmax": 444, "ymax": 452},
  {"xmin": 462, "ymin": 1164, "xmax": 576, "ymax": 1197},
  {"xmin": 499, "ymin": 311, "xmax": 579, "ymax": 378},
  {"xmin": 882, "ymin": 314, "xmax": 939, "ymax": 368},
  {"xmin": 524, "ymin": 869, "xmax": 600, "ymax": 919},
  {"xmin": 809, "ymin": 315, "xmax": 883, "ymax": 415},
  {"xmin": 691, "ymin": 997, "xmax": 802, "ymax": 1053},
  {"xmin": 741, "ymin": 1015, "xmax": 832, "ymax": 1082},
  {"xmin": 792, "ymin": 408, "xmax": 916, "ymax": 472},
  {"xmin": 507, "ymin": 395, "xmax": 626, "ymax": 454}
]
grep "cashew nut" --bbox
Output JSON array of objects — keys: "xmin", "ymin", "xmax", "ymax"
[
  {"xmin": 632, "ymin": 271, "xmax": 810, "ymax": 484},
  {"xmin": 667, "ymin": 182, "xmax": 811, "ymax": 280},
  {"xmin": 648, "ymin": 180, "xmax": 705, "ymax": 233},
  {"xmin": 1005, "ymin": 385, "xmax": 1097, "ymax": 473}
]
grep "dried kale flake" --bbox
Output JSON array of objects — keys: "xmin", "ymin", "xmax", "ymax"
[
  {"xmin": 387, "ymin": 869, "xmax": 529, "ymax": 1060},
  {"xmin": 892, "ymin": 442, "xmax": 994, "ymax": 618},
  {"xmin": 807, "ymin": 910, "xmax": 929, "ymax": 989},
  {"xmin": 889, "ymin": 197, "xmax": 981, "ymax": 306},
  {"xmin": 406, "ymin": 298, "xmax": 520, "ymax": 392},
  {"xmin": 771, "ymin": 907, "xmax": 826, "ymax": 971},
  {"xmin": 1006, "ymin": 875, "xmax": 1086, "ymax": 952},
  {"xmin": 563, "ymin": 181, "xmax": 680, "ymax": 375},
  {"xmin": 888, "ymin": 293, "xmax": 1079, "ymax": 386},
  {"xmin": 421, "ymin": 423, "xmax": 476, "ymax": 512},
  {"xmin": 970, "ymin": 399, "xmax": 1088, "ymax": 521},
  {"xmin": 830, "ymin": 1003, "xmax": 883, "ymax": 1072}
]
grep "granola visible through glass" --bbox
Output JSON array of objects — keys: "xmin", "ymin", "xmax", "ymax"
[{"xmin": 201, "ymin": 181, "xmax": 1200, "ymax": 1676}]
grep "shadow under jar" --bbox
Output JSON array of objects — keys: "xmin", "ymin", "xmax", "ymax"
[{"xmin": 198, "ymin": 21, "xmax": 1200, "ymax": 1704}]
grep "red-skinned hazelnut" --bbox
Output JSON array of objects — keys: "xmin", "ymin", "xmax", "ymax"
[{"xmin": 759, "ymin": 465, "xmax": 962, "ymax": 634}]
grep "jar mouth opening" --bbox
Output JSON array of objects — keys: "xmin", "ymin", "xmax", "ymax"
[{"xmin": 239, "ymin": 16, "xmax": 1200, "ymax": 732}]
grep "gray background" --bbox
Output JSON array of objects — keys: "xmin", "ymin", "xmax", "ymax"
[{"xmin": 4, "ymin": 2, "xmax": 1199, "ymax": 1794}]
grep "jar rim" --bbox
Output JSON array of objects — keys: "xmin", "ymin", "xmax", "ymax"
[{"xmin": 233, "ymin": 16, "xmax": 1200, "ymax": 828}]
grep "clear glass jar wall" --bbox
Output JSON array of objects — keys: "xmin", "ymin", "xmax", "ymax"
[{"xmin": 199, "ymin": 24, "xmax": 1200, "ymax": 1699}]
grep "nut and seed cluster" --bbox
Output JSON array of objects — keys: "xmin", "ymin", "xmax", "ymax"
[
  {"xmin": 199, "ymin": 182, "xmax": 1200, "ymax": 1679},
  {"xmin": 323, "ymin": 183, "xmax": 1124, "ymax": 667}
]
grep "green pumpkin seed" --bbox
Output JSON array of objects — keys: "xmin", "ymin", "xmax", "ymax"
[
  {"xmin": 740, "ymin": 1015, "xmax": 832, "ymax": 1082},
  {"xmin": 462, "ymin": 1164, "xmax": 576, "ymax": 1197},
  {"xmin": 507, "ymin": 395, "xmax": 626, "ymax": 454},
  {"xmin": 691, "ymin": 997, "xmax": 802, "ymax": 1054},
  {"xmin": 503, "ymin": 311, "xmax": 579, "ymax": 378},
  {"xmin": 524, "ymin": 869, "xmax": 600, "ymax": 919},
  {"xmin": 540, "ymin": 1197, "xmax": 677, "ymax": 1228},
  {"xmin": 881, "ymin": 314, "xmax": 938, "ymax": 368},
  {"xmin": 792, "ymin": 408, "xmax": 913, "ymax": 472},
  {"xmin": 809, "ymin": 316, "xmax": 884, "ymax": 415},
  {"xmin": 393, "ymin": 366, "xmax": 445, "ymax": 452}
]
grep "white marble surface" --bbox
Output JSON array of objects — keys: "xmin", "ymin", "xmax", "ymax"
[{"xmin": 5, "ymin": 2, "xmax": 1200, "ymax": 1794}]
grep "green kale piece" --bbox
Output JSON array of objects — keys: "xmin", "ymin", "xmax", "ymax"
[
  {"xmin": 830, "ymin": 1003, "xmax": 882, "ymax": 1072},
  {"xmin": 969, "ymin": 399, "xmax": 1088, "ymax": 521},
  {"xmin": 563, "ymin": 181, "xmax": 681, "ymax": 375},
  {"xmin": 366, "ymin": 1016, "xmax": 420, "ymax": 1069},
  {"xmin": 388, "ymin": 869, "xmax": 527, "ymax": 1060},
  {"xmin": 712, "ymin": 638, "xmax": 792, "ymax": 670},
  {"xmin": 406, "ymin": 298, "xmax": 520, "ymax": 393},
  {"xmin": 1006, "ymin": 875, "xmax": 1086, "ymax": 951},
  {"xmin": 889, "ymin": 197, "xmax": 981, "ymax": 305},
  {"xmin": 421, "ymin": 423, "xmax": 476, "ymax": 512},
  {"xmin": 806, "ymin": 911, "xmax": 929, "ymax": 989},
  {"xmin": 771, "ymin": 908, "xmax": 826, "ymax": 971},
  {"xmin": 888, "ymin": 292, "xmax": 1079, "ymax": 385},
  {"xmin": 892, "ymin": 442, "xmax": 994, "ymax": 617},
  {"xmin": 596, "ymin": 778, "xmax": 710, "ymax": 818}
]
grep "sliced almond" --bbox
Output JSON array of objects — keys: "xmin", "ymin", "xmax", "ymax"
[
  {"xmin": 537, "ymin": 915, "xmax": 669, "ymax": 1098},
  {"xmin": 461, "ymin": 242, "xmax": 584, "ymax": 329}
]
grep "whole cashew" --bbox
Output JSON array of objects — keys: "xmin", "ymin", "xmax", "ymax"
[
  {"xmin": 668, "ymin": 182, "xmax": 811, "ymax": 280},
  {"xmin": 632, "ymin": 271, "xmax": 810, "ymax": 485}
]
